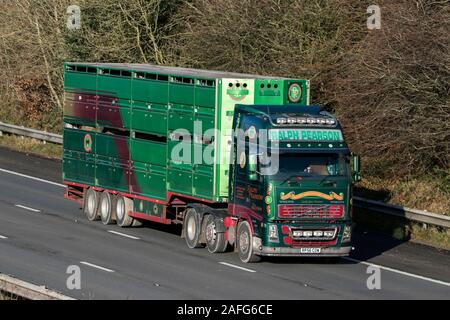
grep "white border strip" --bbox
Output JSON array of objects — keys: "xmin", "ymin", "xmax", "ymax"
[
  {"xmin": 344, "ymin": 257, "xmax": 450, "ymax": 287},
  {"xmin": 219, "ymin": 262, "xmax": 256, "ymax": 273},
  {"xmin": 107, "ymin": 230, "xmax": 140, "ymax": 240},
  {"xmin": 15, "ymin": 204, "xmax": 41, "ymax": 213},
  {"xmin": 0, "ymin": 168, "xmax": 65, "ymax": 188},
  {"xmin": 80, "ymin": 261, "xmax": 115, "ymax": 273}
]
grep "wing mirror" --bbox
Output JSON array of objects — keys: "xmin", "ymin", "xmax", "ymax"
[{"xmin": 351, "ymin": 154, "xmax": 361, "ymax": 182}]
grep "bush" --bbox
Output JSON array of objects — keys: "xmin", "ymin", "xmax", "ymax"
[{"xmin": 0, "ymin": 0, "xmax": 448, "ymax": 198}]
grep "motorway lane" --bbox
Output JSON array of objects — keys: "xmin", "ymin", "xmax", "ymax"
[{"xmin": 0, "ymin": 147, "xmax": 449, "ymax": 299}]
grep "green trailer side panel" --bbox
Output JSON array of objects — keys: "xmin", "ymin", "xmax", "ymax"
[
  {"xmin": 168, "ymin": 105, "xmax": 194, "ymax": 134},
  {"xmin": 64, "ymin": 70, "xmax": 97, "ymax": 91},
  {"xmin": 95, "ymin": 133, "xmax": 129, "ymax": 160},
  {"xmin": 131, "ymin": 106, "xmax": 168, "ymax": 136},
  {"xmin": 133, "ymin": 168, "xmax": 167, "ymax": 200},
  {"xmin": 63, "ymin": 128, "xmax": 96, "ymax": 153},
  {"xmin": 167, "ymin": 169, "xmax": 193, "ymax": 195},
  {"xmin": 95, "ymin": 155, "xmax": 128, "ymax": 192},
  {"xmin": 193, "ymin": 173, "xmax": 214, "ymax": 199},
  {"xmin": 131, "ymin": 139, "xmax": 166, "ymax": 166},
  {"xmin": 132, "ymin": 78, "xmax": 169, "ymax": 105},
  {"xmin": 62, "ymin": 150, "xmax": 95, "ymax": 185},
  {"xmin": 195, "ymin": 84, "xmax": 216, "ymax": 108},
  {"xmin": 254, "ymin": 79, "xmax": 285, "ymax": 105},
  {"xmin": 63, "ymin": 90, "xmax": 97, "ymax": 127},
  {"xmin": 167, "ymin": 140, "xmax": 192, "ymax": 171},
  {"xmin": 169, "ymin": 82, "xmax": 195, "ymax": 105},
  {"xmin": 97, "ymin": 74, "xmax": 132, "ymax": 100}
]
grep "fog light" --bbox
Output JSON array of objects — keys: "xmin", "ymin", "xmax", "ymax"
[
  {"xmin": 313, "ymin": 231, "xmax": 323, "ymax": 237},
  {"xmin": 292, "ymin": 230, "xmax": 303, "ymax": 237},
  {"xmin": 303, "ymin": 231, "xmax": 313, "ymax": 237},
  {"xmin": 342, "ymin": 225, "xmax": 352, "ymax": 243},
  {"xmin": 323, "ymin": 230, "xmax": 335, "ymax": 238},
  {"xmin": 268, "ymin": 224, "xmax": 279, "ymax": 242}
]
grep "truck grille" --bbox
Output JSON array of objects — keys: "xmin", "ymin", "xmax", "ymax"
[{"xmin": 278, "ymin": 204, "xmax": 344, "ymax": 219}]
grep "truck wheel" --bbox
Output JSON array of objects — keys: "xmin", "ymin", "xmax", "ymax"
[
  {"xmin": 184, "ymin": 208, "xmax": 203, "ymax": 249},
  {"xmin": 237, "ymin": 221, "xmax": 261, "ymax": 263},
  {"xmin": 115, "ymin": 195, "xmax": 134, "ymax": 227},
  {"xmin": 205, "ymin": 215, "xmax": 228, "ymax": 253},
  {"xmin": 84, "ymin": 188, "xmax": 99, "ymax": 221},
  {"xmin": 99, "ymin": 191, "xmax": 114, "ymax": 225}
]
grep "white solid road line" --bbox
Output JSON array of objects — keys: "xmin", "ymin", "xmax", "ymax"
[
  {"xmin": 107, "ymin": 230, "xmax": 140, "ymax": 240},
  {"xmin": 219, "ymin": 262, "xmax": 257, "ymax": 273},
  {"xmin": 343, "ymin": 257, "xmax": 450, "ymax": 287},
  {"xmin": 80, "ymin": 261, "xmax": 115, "ymax": 273},
  {"xmin": 0, "ymin": 235, "xmax": 8, "ymax": 239},
  {"xmin": 0, "ymin": 167, "xmax": 65, "ymax": 188},
  {"xmin": 15, "ymin": 204, "xmax": 41, "ymax": 213}
]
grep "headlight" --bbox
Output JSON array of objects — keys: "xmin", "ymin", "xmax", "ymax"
[
  {"xmin": 313, "ymin": 231, "xmax": 323, "ymax": 237},
  {"xmin": 268, "ymin": 224, "xmax": 279, "ymax": 242},
  {"xmin": 342, "ymin": 225, "xmax": 352, "ymax": 243},
  {"xmin": 292, "ymin": 230, "xmax": 303, "ymax": 237},
  {"xmin": 302, "ymin": 231, "xmax": 313, "ymax": 237},
  {"xmin": 323, "ymin": 230, "xmax": 335, "ymax": 238}
]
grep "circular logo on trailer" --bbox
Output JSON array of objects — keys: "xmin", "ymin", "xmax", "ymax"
[
  {"xmin": 84, "ymin": 134, "xmax": 92, "ymax": 152},
  {"xmin": 239, "ymin": 151, "xmax": 246, "ymax": 169},
  {"xmin": 288, "ymin": 83, "xmax": 302, "ymax": 103}
]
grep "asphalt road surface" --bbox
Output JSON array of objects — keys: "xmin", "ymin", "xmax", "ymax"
[{"xmin": 0, "ymin": 147, "xmax": 448, "ymax": 300}]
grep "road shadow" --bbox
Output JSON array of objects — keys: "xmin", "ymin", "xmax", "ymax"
[{"xmin": 136, "ymin": 220, "xmax": 183, "ymax": 236}]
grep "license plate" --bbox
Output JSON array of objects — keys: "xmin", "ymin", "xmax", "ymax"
[{"xmin": 300, "ymin": 248, "xmax": 321, "ymax": 254}]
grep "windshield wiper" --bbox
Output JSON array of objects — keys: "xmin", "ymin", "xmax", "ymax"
[{"xmin": 279, "ymin": 174, "xmax": 305, "ymax": 186}]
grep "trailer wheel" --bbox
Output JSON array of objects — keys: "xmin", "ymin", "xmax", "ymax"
[
  {"xmin": 184, "ymin": 208, "xmax": 203, "ymax": 249},
  {"xmin": 237, "ymin": 221, "xmax": 261, "ymax": 263},
  {"xmin": 205, "ymin": 215, "xmax": 228, "ymax": 253},
  {"xmin": 84, "ymin": 188, "xmax": 99, "ymax": 221},
  {"xmin": 99, "ymin": 192, "xmax": 114, "ymax": 225},
  {"xmin": 115, "ymin": 195, "xmax": 134, "ymax": 227}
]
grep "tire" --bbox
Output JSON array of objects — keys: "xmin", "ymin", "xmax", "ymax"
[
  {"xmin": 184, "ymin": 208, "xmax": 203, "ymax": 249},
  {"xmin": 99, "ymin": 191, "xmax": 114, "ymax": 225},
  {"xmin": 115, "ymin": 195, "xmax": 134, "ymax": 227},
  {"xmin": 84, "ymin": 188, "xmax": 99, "ymax": 221},
  {"xmin": 205, "ymin": 215, "xmax": 228, "ymax": 254},
  {"xmin": 237, "ymin": 221, "xmax": 261, "ymax": 263}
]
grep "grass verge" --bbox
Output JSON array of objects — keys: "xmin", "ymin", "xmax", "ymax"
[
  {"xmin": 355, "ymin": 176, "xmax": 450, "ymax": 216},
  {"xmin": 0, "ymin": 134, "xmax": 61, "ymax": 159},
  {"xmin": 354, "ymin": 208, "xmax": 450, "ymax": 250}
]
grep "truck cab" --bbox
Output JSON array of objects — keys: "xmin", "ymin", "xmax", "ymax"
[{"xmin": 228, "ymin": 104, "xmax": 361, "ymax": 262}]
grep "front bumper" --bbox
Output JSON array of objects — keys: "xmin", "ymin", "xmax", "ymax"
[{"xmin": 252, "ymin": 237, "xmax": 352, "ymax": 257}]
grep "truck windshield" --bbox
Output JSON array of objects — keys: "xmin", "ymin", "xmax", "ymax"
[{"xmin": 269, "ymin": 153, "xmax": 349, "ymax": 179}]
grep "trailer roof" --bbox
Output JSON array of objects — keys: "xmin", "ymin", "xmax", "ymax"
[{"xmin": 66, "ymin": 62, "xmax": 287, "ymax": 80}]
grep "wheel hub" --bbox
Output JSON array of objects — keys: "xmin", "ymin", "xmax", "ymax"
[
  {"xmin": 240, "ymin": 232, "xmax": 249, "ymax": 253},
  {"xmin": 187, "ymin": 216, "xmax": 196, "ymax": 240},
  {"xmin": 116, "ymin": 199, "xmax": 124, "ymax": 220},
  {"xmin": 206, "ymin": 222, "xmax": 216, "ymax": 243},
  {"xmin": 101, "ymin": 198, "xmax": 109, "ymax": 219}
]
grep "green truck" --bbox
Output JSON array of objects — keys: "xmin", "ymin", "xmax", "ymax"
[{"xmin": 63, "ymin": 63, "xmax": 361, "ymax": 263}]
